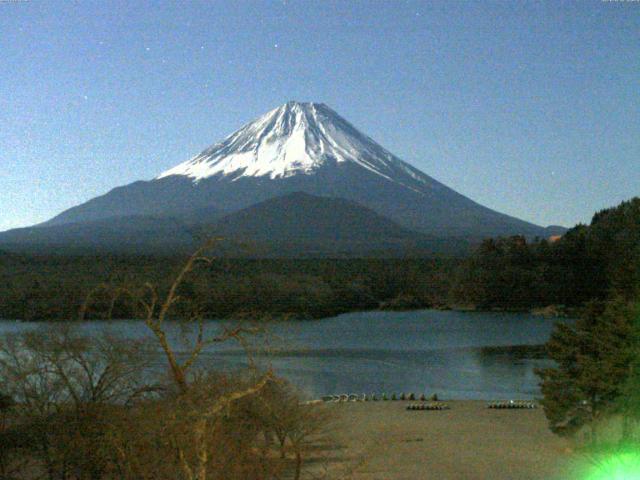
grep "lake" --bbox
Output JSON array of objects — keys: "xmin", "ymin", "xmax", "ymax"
[{"xmin": 0, "ymin": 309, "xmax": 565, "ymax": 400}]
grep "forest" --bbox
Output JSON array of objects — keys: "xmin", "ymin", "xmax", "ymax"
[
  {"xmin": 454, "ymin": 197, "xmax": 640, "ymax": 311},
  {"xmin": 0, "ymin": 254, "xmax": 458, "ymax": 321},
  {"xmin": 0, "ymin": 197, "xmax": 638, "ymax": 322}
]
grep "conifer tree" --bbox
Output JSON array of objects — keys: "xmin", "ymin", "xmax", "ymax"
[
  {"xmin": 617, "ymin": 302, "xmax": 640, "ymax": 442},
  {"xmin": 537, "ymin": 299, "xmax": 636, "ymax": 443}
]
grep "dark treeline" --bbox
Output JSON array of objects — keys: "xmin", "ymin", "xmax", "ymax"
[
  {"xmin": 452, "ymin": 198, "xmax": 640, "ymax": 311},
  {"xmin": 2, "ymin": 197, "xmax": 638, "ymax": 321},
  {"xmin": 0, "ymin": 254, "xmax": 459, "ymax": 321}
]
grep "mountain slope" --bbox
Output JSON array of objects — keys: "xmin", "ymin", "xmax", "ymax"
[
  {"xmin": 0, "ymin": 215, "xmax": 196, "ymax": 253},
  {"xmin": 43, "ymin": 101, "xmax": 552, "ymax": 238}
]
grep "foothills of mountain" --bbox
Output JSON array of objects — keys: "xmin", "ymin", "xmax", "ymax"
[
  {"xmin": 0, "ymin": 193, "xmax": 470, "ymax": 257},
  {"xmin": 0, "ymin": 197, "xmax": 637, "ymax": 321},
  {"xmin": 0, "ymin": 101, "xmax": 562, "ymax": 255}
]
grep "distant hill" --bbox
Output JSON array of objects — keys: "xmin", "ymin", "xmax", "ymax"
[
  {"xmin": 206, "ymin": 192, "xmax": 474, "ymax": 256},
  {"xmin": 215, "ymin": 192, "xmax": 417, "ymax": 242}
]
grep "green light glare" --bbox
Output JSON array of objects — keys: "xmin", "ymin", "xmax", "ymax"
[{"xmin": 585, "ymin": 451, "xmax": 640, "ymax": 480}]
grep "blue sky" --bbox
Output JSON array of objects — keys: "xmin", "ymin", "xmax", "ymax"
[{"xmin": 1, "ymin": 0, "xmax": 638, "ymax": 231}]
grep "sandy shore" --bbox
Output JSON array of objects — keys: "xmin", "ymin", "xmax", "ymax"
[{"xmin": 319, "ymin": 400, "xmax": 577, "ymax": 480}]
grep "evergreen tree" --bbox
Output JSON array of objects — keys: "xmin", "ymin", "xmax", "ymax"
[
  {"xmin": 617, "ymin": 301, "xmax": 640, "ymax": 442},
  {"xmin": 537, "ymin": 299, "xmax": 636, "ymax": 443}
]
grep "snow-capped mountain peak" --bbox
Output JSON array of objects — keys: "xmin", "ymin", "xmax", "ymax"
[
  {"xmin": 38, "ymin": 101, "xmax": 549, "ymax": 239},
  {"xmin": 156, "ymin": 101, "xmax": 427, "ymax": 186}
]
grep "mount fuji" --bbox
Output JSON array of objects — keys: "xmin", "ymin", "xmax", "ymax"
[{"xmin": 2, "ymin": 102, "xmax": 562, "ymax": 253}]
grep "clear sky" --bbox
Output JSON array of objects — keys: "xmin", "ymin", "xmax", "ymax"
[{"xmin": 1, "ymin": 0, "xmax": 638, "ymax": 231}]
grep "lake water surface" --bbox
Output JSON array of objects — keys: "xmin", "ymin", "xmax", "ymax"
[{"xmin": 0, "ymin": 310, "xmax": 565, "ymax": 400}]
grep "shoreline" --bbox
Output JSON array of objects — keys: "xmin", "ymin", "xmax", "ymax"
[{"xmin": 1, "ymin": 303, "xmax": 574, "ymax": 323}]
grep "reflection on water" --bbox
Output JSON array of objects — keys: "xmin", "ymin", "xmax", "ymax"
[{"xmin": 0, "ymin": 310, "xmax": 567, "ymax": 400}]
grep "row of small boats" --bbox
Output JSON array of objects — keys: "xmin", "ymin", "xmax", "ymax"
[
  {"xmin": 319, "ymin": 394, "xmax": 538, "ymax": 410},
  {"xmin": 321, "ymin": 393, "xmax": 437, "ymax": 403},
  {"xmin": 487, "ymin": 400, "xmax": 537, "ymax": 409},
  {"xmin": 406, "ymin": 402, "xmax": 450, "ymax": 411},
  {"xmin": 407, "ymin": 400, "xmax": 537, "ymax": 411}
]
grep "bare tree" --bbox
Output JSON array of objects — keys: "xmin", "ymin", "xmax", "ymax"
[
  {"xmin": 81, "ymin": 239, "xmax": 277, "ymax": 480},
  {"xmin": 81, "ymin": 239, "xmax": 265, "ymax": 390},
  {"xmin": 0, "ymin": 326, "xmax": 153, "ymax": 480}
]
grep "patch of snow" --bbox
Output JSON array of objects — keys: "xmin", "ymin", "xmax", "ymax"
[{"xmin": 156, "ymin": 102, "xmax": 436, "ymax": 191}]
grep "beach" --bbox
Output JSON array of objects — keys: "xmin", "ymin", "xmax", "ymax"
[{"xmin": 320, "ymin": 400, "xmax": 576, "ymax": 480}]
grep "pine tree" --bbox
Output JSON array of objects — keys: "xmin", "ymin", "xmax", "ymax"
[
  {"xmin": 617, "ymin": 302, "xmax": 640, "ymax": 442},
  {"xmin": 537, "ymin": 299, "xmax": 636, "ymax": 443}
]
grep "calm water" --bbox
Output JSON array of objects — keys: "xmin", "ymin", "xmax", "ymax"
[{"xmin": 0, "ymin": 310, "xmax": 565, "ymax": 400}]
